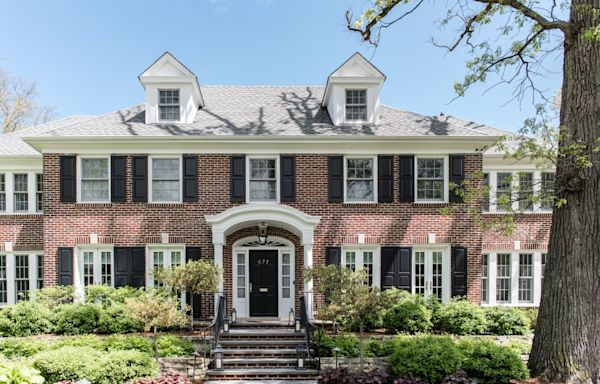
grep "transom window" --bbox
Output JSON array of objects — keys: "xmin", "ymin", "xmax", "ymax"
[
  {"xmin": 151, "ymin": 158, "xmax": 181, "ymax": 202},
  {"xmin": 158, "ymin": 90, "xmax": 180, "ymax": 121},
  {"xmin": 249, "ymin": 158, "xmax": 277, "ymax": 202},
  {"xmin": 81, "ymin": 158, "xmax": 109, "ymax": 202},
  {"xmin": 345, "ymin": 158, "xmax": 375, "ymax": 202},
  {"xmin": 416, "ymin": 158, "xmax": 445, "ymax": 201},
  {"xmin": 0, "ymin": 174, "xmax": 5, "ymax": 212},
  {"xmin": 13, "ymin": 174, "xmax": 28, "ymax": 212},
  {"xmin": 345, "ymin": 89, "xmax": 367, "ymax": 121}
]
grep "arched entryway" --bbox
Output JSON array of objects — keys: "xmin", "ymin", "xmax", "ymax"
[{"xmin": 205, "ymin": 204, "xmax": 320, "ymax": 318}]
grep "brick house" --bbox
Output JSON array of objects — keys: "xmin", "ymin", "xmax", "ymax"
[{"xmin": 0, "ymin": 52, "xmax": 553, "ymax": 319}]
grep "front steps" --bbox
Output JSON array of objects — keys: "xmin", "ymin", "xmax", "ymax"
[{"xmin": 205, "ymin": 322, "xmax": 319, "ymax": 381}]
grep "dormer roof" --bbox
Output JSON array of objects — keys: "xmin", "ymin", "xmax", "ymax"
[{"xmin": 138, "ymin": 51, "xmax": 204, "ymax": 107}]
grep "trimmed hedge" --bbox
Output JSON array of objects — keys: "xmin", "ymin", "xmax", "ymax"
[
  {"xmin": 435, "ymin": 299, "xmax": 487, "ymax": 335},
  {"xmin": 382, "ymin": 294, "xmax": 432, "ymax": 334},
  {"xmin": 461, "ymin": 339, "xmax": 529, "ymax": 383},
  {"xmin": 485, "ymin": 307, "xmax": 531, "ymax": 335},
  {"xmin": 0, "ymin": 301, "xmax": 53, "ymax": 337}
]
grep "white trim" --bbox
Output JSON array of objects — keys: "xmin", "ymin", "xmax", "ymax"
[
  {"xmin": 0, "ymin": 171, "xmax": 42, "ymax": 215},
  {"xmin": 414, "ymin": 155, "xmax": 449, "ymax": 203},
  {"xmin": 145, "ymin": 244, "xmax": 185, "ymax": 287},
  {"xmin": 0, "ymin": 251, "xmax": 43, "ymax": 306},
  {"xmin": 77, "ymin": 155, "xmax": 111, "ymax": 204},
  {"xmin": 341, "ymin": 245, "xmax": 380, "ymax": 287},
  {"xmin": 483, "ymin": 170, "xmax": 555, "ymax": 214},
  {"xmin": 148, "ymin": 155, "xmax": 183, "ymax": 203},
  {"xmin": 157, "ymin": 89, "xmax": 182, "ymax": 123},
  {"xmin": 76, "ymin": 245, "xmax": 115, "ymax": 297},
  {"xmin": 343, "ymin": 155, "xmax": 377, "ymax": 203},
  {"xmin": 246, "ymin": 155, "xmax": 280, "ymax": 203},
  {"xmin": 411, "ymin": 246, "xmax": 451, "ymax": 304}
]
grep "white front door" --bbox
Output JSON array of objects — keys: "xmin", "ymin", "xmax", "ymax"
[{"xmin": 413, "ymin": 249, "xmax": 449, "ymax": 302}]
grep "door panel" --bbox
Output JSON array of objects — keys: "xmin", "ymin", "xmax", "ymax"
[
  {"xmin": 114, "ymin": 247, "xmax": 146, "ymax": 288},
  {"xmin": 249, "ymin": 250, "xmax": 278, "ymax": 317}
]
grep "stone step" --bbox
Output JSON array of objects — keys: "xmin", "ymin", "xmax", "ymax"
[
  {"xmin": 223, "ymin": 357, "xmax": 297, "ymax": 368},
  {"xmin": 222, "ymin": 328, "xmax": 305, "ymax": 338},
  {"xmin": 222, "ymin": 348, "xmax": 298, "ymax": 357},
  {"xmin": 231, "ymin": 321, "xmax": 292, "ymax": 328},
  {"xmin": 220, "ymin": 339, "xmax": 305, "ymax": 347},
  {"xmin": 206, "ymin": 368, "xmax": 319, "ymax": 380}
]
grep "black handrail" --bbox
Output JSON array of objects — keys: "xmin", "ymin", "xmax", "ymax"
[
  {"xmin": 300, "ymin": 294, "xmax": 321, "ymax": 371},
  {"xmin": 213, "ymin": 295, "xmax": 227, "ymax": 348}
]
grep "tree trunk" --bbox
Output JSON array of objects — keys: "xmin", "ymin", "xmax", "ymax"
[
  {"xmin": 359, "ymin": 326, "xmax": 364, "ymax": 372},
  {"xmin": 529, "ymin": 2, "xmax": 600, "ymax": 382},
  {"xmin": 153, "ymin": 326, "xmax": 158, "ymax": 362},
  {"xmin": 190, "ymin": 293, "xmax": 195, "ymax": 331}
]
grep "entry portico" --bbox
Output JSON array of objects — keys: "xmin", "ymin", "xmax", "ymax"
[{"xmin": 205, "ymin": 204, "xmax": 320, "ymax": 318}]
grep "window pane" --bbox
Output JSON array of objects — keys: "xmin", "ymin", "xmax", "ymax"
[
  {"xmin": 518, "ymin": 253, "xmax": 533, "ymax": 303},
  {"xmin": 152, "ymin": 159, "xmax": 180, "ymax": 201},
  {"xmin": 0, "ymin": 255, "xmax": 6, "ymax": 304},
  {"xmin": 14, "ymin": 174, "xmax": 28, "ymax": 211},
  {"xmin": 153, "ymin": 159, "xmax": 179, "ymax": 179},
  {"xmin": 346, "ymin": 158, "xmax": 374, "ymax": 201},
  {"xmin": 364, "ymin": 251, "xmax": 374, "ymax": 286},
  {"xmin": 518, "ymin": 172, "xmax": 534, "ymax": 211},
  {"xmin": 496, "ymin": 253, "xmax": 511, "ymax": 303},
  {"xmin": 496, "ymin": 173, "xmax": 512, "ymax": 211},
  {"xmin": 171, "ymin": 251, "xmax": 181, "ymax": 266},
  {"xmin": 541, "ymin": 172, "xmax": 555, "ymax": 210},
  {"xmin": 345, "ymin": 252, "xmax": 356, "ymax": 271},
  {"xmin": 81, "ymin": 159, "xmax": 109, "ymax": 202},
  {"xmin": 15, "ymin": 255, "xmax": 29, "ymax": 302},
  {"xmin": 481, "ymin": 254, "xmax": 488, "ymax": 303},
  {"xmin": 101, "ymin": 251, "xmax": 112, "ymax": 286},
  {"xmin": 83, "ymin": 251, "xmax": 94, "ymax": 286},
  {"xmin": 345, "ymin": 90, "xmax": 367, "ymax": 120},
  {"xmin": 36, "ymin": 174, "xmax": 43, "ymax": 212},
  {"xmin": 482, "ymin": 173, "xmax": 490, "ymax": 212},
  {"xmin": 37, "ymin": 254, "xmax": 44, "ymax": 289},
  {"xmin": 81, "ymin": 180, "xmax": 109, "ymax": 201},
  {"xmin": 416, "ymin": 158, "xmax": 445, "ymax": 201},
  {"xmin": 82, "ymin": 158, "xmax": 108, "ymax": 179},
  {"xmin": 249, "ymin": 159, "xmax": 276, "ymax": 201},
  {"xmin": 414, "ymin": 251, "xmax": 426, "ymax": 295},
  {"xmin": 159, "ymin": 90, "xmax": 180, "ymax": 121}
]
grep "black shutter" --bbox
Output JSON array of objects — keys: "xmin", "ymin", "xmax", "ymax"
[
  {"xmin": 59, "ymin": 156, "xmax": 76, "ymax": 202},
  {"xmin": 185, "ymin": 247, "xmax": 202, "ymax": 319},
  {"xmin": 132, "ymin": 156, "xmax": 148, "ymax": 203},
  {"xmin": 183, "ymin": 155, "xmax": 198, "ymax": 202},
  {"xmin": 111, "ymin": 156, "xmax": 127, "ymax": 202},
  {"xmin": 380, "ymin": 247, "xmax": 412, "ymax": 291},
  {"xmin": 57, "ymin": 247, "xmax": 73, "ymax": 286},
  {"xmin": 449, "ymin": 155, "xmax": 465, "ymax": 203},
  {"xmin": 280, "ymin": 155, "xmax": 296, "ymax": 202},
  {"xmin": 451, "ymin": 247, "xmax": 468, "ymax": 297},
  {"xmin": 130, "ymin": 248, "xmax": 146, "ymax": 287},
  {"xmin": 399, "ymin": 155, "xmax": 414, "ymax": 203},
  {"xmin": 328, "ymin": 156, "xmax": 344, "ymax": 203},
  {"xmin": 114, "ymin": 247, "xmax": 129, "ymax": 287},
  {"xmin": 378, "ymin": 155, "xmax": 394, "ymax": 203},
  {"xmin": 325, "ymin": 247, "xmax": 341, "ymax": 266},
  {"xmin": 230, "ymin": 155, "xmax": 246, "ymax": 202}
]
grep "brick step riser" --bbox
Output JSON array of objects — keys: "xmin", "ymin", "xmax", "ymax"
[
  {"xmin": 223, "ymin": 353, "xmax": 296, "ymax": 358},
  {"xmin": 221, "ymin": 346, "xmax": 302, "ymax": 351},
  {"xmin": 221, "ymin": 335, "xmax": 305, "ymax": 340},
  {"xmin": 206, "ymin": 374, "xmax": 318, "ymax": 381},
  {"xmin": 230, "ymin": 324, "xmax": 293, "ymax": 329},
  {"xmin": 223, "ymin": 363, "xmax": 297, "ymax": 369}
]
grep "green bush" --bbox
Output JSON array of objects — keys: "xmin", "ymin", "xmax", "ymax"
[
  {"xmin": 461, "ymin": 340, "xmax": 529, "ymax": 383},
  {"xmin": 313, "ymin": 330, "xmax": 335, "ymax": 357},
  {"xmin": 85, "ymin": 285, "xmax": 142, "ymax": 306},
  {"xmin": 382, "ymin": 294, "xmax": 432, "ymax": 334},
  {"xmin": 0, "ymin": 338, "xmax": 47, "ymax": 358},
  {"xmin": 333, "ymin": 334, "xmax": 360, "ymax": 358},
  {"xmin": 0, "ymin": 302, "xmax": 53, "ymax": 337},
  {"xmin": 485, "ymin": 307, "xmax": 531, "ymax": 335},
  {"xmin": 435, "ymin": 299, "xmax": 487, "ymax": 335},
  {"xmin": 0, "ymin": 360, "xmax": 45, "ymax": 384},
  {"xmin": 521, "ymin": 308, "xmax": 538, "ymax": 330},
  {"xmin": 389, "ymin": 336, "xmax": 464, "ymax": 384},
  {"xmin": 32, "ymin": 346, "xmax": 157, "ymax": 384},
  {"xmin": 156, "ymin": 335, "xmax": 194, "ymax": 357},
  {"xmin": 364, "ymin": 338, "xmax": 397, "ymax": 357},
  {"xmin": 33, "ymin": 286, "xmax": 76, "ymax": 309},
  {"xmin": 104, "ymin": 335, "xmax": 153, "ymax": 354},
  {"xmin": 54, "ymin": 303, "xmax": 103, "ymax": 335},
  {"xmin": 52, "ymin": 335, "xmax": 105, "ymax": 350},
  {"xmin": 97, "ymin": 304, "xmax": 144, "ymax": 334}
]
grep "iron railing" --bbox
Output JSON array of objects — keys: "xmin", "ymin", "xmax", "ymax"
[
  {"xmin": 300, "ymin": 294, "xmax": 321, "ymax": 371},
  {"xmin": 195, "ymin": 294, "xmax": 227, "ymax": 376}
]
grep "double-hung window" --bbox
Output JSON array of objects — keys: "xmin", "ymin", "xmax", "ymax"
[
  {"xmin": 36, "ymin": 174, "xmax": 43, "ymax": 212},
  {"xmin": 0, "ymin": 174, "xmax": 5, "ymax": 212},
  {"xmin": 342, "ymin": 248, "xmax": 379, "ymax": 287},
  {"xmin": 496, "ymin": 253, "xmax": 511, "ymax": 303},
  {"xmin": 151, "ymin": 158, "xmax": 181, "ymax": 202},
  {"xmin": 518, "ymin": 172, "xmax": 534, "ymax": 211},
  {"xmin": 158, "ymin": 90, "xmax": 180, "ymax": 121},
  {"xmin": 13, "ymin": 174, "xmax": 28, "ymax": 212},
  {"xmin": 248, "ymin": 158, "xmax": 277, "ymax": 202},
  {"xmin": 15, "ymin": 255, "xmax": 29, "ymax": 302},
  {"xmin": 518, "ymin": 253, "xmax": 533, "ymax": 303},
  {"xmin": 541, "ymin": 172, "xmax": 555, "ymax": 211},
  {"xmin": 416, "ymin": 157, "xmax": 446, "ymax": 202},
  {"xmin": 345, "ymin": 158, "xmax": 375, "ymax": 202},
  {"xmin": 345, "ymin": 89, "xmax": 367, "ymax": 121},
  {"xmin": 482, "ymin": 173, "xmax": 490, "ymax": 212},
  {"xmin": 482, "ymin": 254, "xmax": 489, "ymax": 303},
  {"xmin": 80, "ymin": 158, "xmax": 109, "ymax": 202},
  {"xmin": 496, "ymin": 173, "xmax": 512, "ymax": 211}
]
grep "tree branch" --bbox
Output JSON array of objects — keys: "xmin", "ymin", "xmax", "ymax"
[{"xmin": 474, "ymin": 0, "xmax": 570, "ymax": 33}]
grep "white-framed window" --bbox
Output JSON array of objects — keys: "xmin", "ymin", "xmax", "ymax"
[
  {"xmin": 13, "ymin": 174, "xmax": 28, "ymax": 212},
  {"xmin": 416, "ymin": 157, "xmax": 448, "ymax": 203},
  {"xmin": 342, "ymin": 247, "xmax": 380, "ymax": 287},
  {"xmin": 0, "ymin": 252, "xmax": 43, "ymax": 305},
  {"xmin": 344, "ymin": 157, "xmax": 376, "ymax": 202},
  {"xmin": 517, "ymin": 172, "xmax": 534, "ymax": 212},
  {"xmin": 541, "ymin": 253, "xmax": 547, "ymax": 286},
  {"xmin": 158, "ymin": 89, "xmax": 180, "ymax": 121},
  {"xmin": 247, "ymin": 157, "xmax": 278, "ymax": 202},
  {"xmin": 281, "ymin": 252, "xmax": 292, "ymax": 299},
  {"xmin": 345, "ymin": 89, "xmax": 367, "ymax": 121},
  {"xmin": 150, "ymin": 157, "xmax": 182, "ymax": 203},
  {"xmin": 482, "ymin": 254, "xmax": 489, "ymax": 303},
  {"xmin": 237, "ymin": 253, "xmax": 246, "ymax": 299},
  {"xmin": 77, "ymin": 247, "xmax": 113, "ymax": 287},
  {"xmin": 518, "ymin": 253, "xmax": 533, "ymax": 303},
  {"xmin": 496, "ymin": 173, "xmax": 512, "ymax": 212},
  {"xmin": 541, "ymin": 172, "xmax": 555, "ymax": 211},
  {"xmin": 0, "ymin": 174, "xmax": 5, "ymax": 212},
  {"xmin": 496, "ymin": 253, "xmax": 511, "ymax": 303},
  {"xmin": 412, "ymin": 248, "xmax": 448, "ymax": 302},
  {"xmin": 79, "ymin": 157, "xmax": 110, "ymax": 202},
  {"xmin": 36, "ymin": 254, "xmax": 43, "ymax": 289},
  {"xmin": 36, "ymin": 174, "xmax": 43, "ymax": 212},
  {"xmin": 483, "ymin": 170, "xmax": 555, "ymax": 213},
  {"xmin": 482, "ymin": 173, "xmax": 490, "ymax": 212},
  {"xmin": 147, "ymin": 247, "xmax": 184, "ymax": 287}
]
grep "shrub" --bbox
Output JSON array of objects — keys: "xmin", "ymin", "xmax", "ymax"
[
  {"xmin": 313, "ymin": 330, "xmax": 335, "ymax": 357},
  {"xmin": 364, "ymin": 338, "xmax": 397, "ymax": 358},
  {"xmin": 389, "ymin": 336, "xmax": 464, "ymax": 384},
  {"xmin": 32, "ymin": 346, "xmax": 158, "ymax": 384},
  {"xmin": 0, "ymin": 360, "xmax": 45, "ymax": 384},
  {"xmin": 521, "ymin": 308, "xmax": 538, "ymax": 330},
  {"xmin": 85, "ymin": 285, "xmax": 142, "ymax": 306},
  {"xmin": 504, "ymin": 340, "xmax": 531, "ymax": 355},
  {"xmin": 104, "ymin": 335, "xmax": 152, "ymax": 354},
  {"xmin": 485, "ymin": 307, "xmax": 531, "ymax": 335},
  {"xmin": 156, "ymin": 335, "xmax": 194, "ymax": 357},
  {"xmin": 461, "ymin": 340, "xmax": 529, "ymax": 383},
  {"xmin": 333, "ymin": 334, "xmax": 360, "ymax": 358},
  {"xmin": 0, "ymin": 302, "xmax": 53, "ymax": 337},
  {"xmin": 435, "ymin": 299, "xmax": 487, "ymax": 335},
  {"xmin": 318, "ymin": 367, "xmax": 392, "ymax": 384},
  {"xmin": 97, "ymin": 304, "xmax": 144, "ymax": 334},
  {"xmin": 382, "ymin": 295, "xmax": 432, "ymax": 334},
  {"xmin": 54, "ymin": 303, "xmax": 103, "ymax": 335},
  {"xmin": 0, "ymin": 338, "xmax": 47, "ymax": 358},
  {"xmin": 33, "ymin": 286, "xmax": 76, "ymax": 308},
  {"xmin": 52, "ymin": 335, "xmax": 105, "ymax": 350}
]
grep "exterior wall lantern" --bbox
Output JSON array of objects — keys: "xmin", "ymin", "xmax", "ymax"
[
  {"xmin": 213, "ymin": 344, "xmax": 224, "ymax": 370},
  {"xmin": 288, "ymin": 308, "xmax": 295, "ymax": 326},
  {"xmin": 296, "ymin": 344, "xmax": 307, "ymax": 370},
  {"xmin": 231, "ymin": 308, "xmax": 237, "ymax": 323},
  {"xmin": 294, "ymin": 316, "xmax": 302, "ymax": 333},
  {"xmin": 257, "ymin": 222, "xmax": 268, "ymax": 245},
  {"xmin": 223, "ymin": 315, "xmax": 230, "ymax": 333}
]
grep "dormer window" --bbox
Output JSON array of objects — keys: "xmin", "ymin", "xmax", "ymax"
[
  {"xmin": 158, "ymin": 90, "xmax": 180, "ymax": 121},
  {"xmin": 345, "ymin": 89, "xmax": 367, "ymax": 121}
]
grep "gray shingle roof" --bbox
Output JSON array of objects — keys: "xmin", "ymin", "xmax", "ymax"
[{"xmin": 23, "ymin": 86, "xmax": 510, "ymax": 140}]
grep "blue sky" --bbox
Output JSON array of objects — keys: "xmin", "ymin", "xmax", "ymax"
[{"xmin": 0, "ymin": 0, "xmax": 563, "ymax": 132}]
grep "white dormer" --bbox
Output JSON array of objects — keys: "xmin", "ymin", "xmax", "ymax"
[
  {"xmin": 139, "ymin": 52, "xmax": 204, "ymax": 124},
  {"xmin": 322, "ymin": 52, "xmax": 385, "ymax": 126}
]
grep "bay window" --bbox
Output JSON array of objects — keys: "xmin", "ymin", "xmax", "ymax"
[
  {"xmin": 416, "ymin": 157, "xmax": 446, "ymax": 202},
  {"xmin": 150, "ymin": 157, "xmax": 181, "ymax": 202},
  {"xmin": 345, "ymin": 157, "xmax": 375, "ymax": 202},
  {"xmin": 248, "ymin": 158, "xmax": 277, "ymax": 202},
  {"xmin": 80, "ymin": 157, "xmax": 109, "ymax": 202}
]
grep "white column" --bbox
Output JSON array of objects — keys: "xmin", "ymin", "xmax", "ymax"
[
  {"xmin": 533, "ymin": 252, "xmax": 543, "ymax": 305},
  {"xmin": 303, "ymin": 242, "xmax": 313, "ymax": 319},
  {"xmin": 73, "ymin": 247, "xmax": 84, "ymax": 301},
  {"xmin": 214, "ymin": 242, "xmax": 224, "ymax": 316},
  {"xmin": 6, "ymin": 254, "xmax": 15, "ymax": 305},
  {"xmin": 488, "ymin": 253, "xmax": 497, "ymax": 305}
]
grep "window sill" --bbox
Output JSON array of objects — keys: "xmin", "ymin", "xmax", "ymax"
[
  {"xmin": 482, "ymin": 211, "xmax": 553, "ymax": 216},
  {"xmin": 481, "ymin": 302, "xmax": 538, "ymax": 308},
  {"xmin": 76, "ymin": 202, "xmax": 112, "ymax": 207},
  {"xmin": 0, "ymin": 212, "xmax": 44, "ymax": 216}
]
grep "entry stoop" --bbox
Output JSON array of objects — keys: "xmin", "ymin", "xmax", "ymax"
[{"xmin": 205, "ymin": 322, "xmax": 319, "ymax": 381}]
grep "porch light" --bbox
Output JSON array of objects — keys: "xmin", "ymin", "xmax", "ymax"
[
  {"xmin": 294, "ymin": 316, "xmax": 302, "ymax": 333},
  {"xmin": 296, "ymin": 344, "xmax": 307, "ymax": 370},
  {"xmin": 213, "ymin": 344, "xmax": 224, "ymax": 370},
  {"xmin": 288, "ymin": 308, "xmax": 295, "ymax": 326},
  {"xmin": 257, "ymin": 222, "xmax": 268, "ymax": 245},
  {"xmin": 223, "ymin": 315, "xmax": 230, "ymax": 333},
  {"xmin": 231, "ymin": 308, "xmax": 237, "ymax": 323}
]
